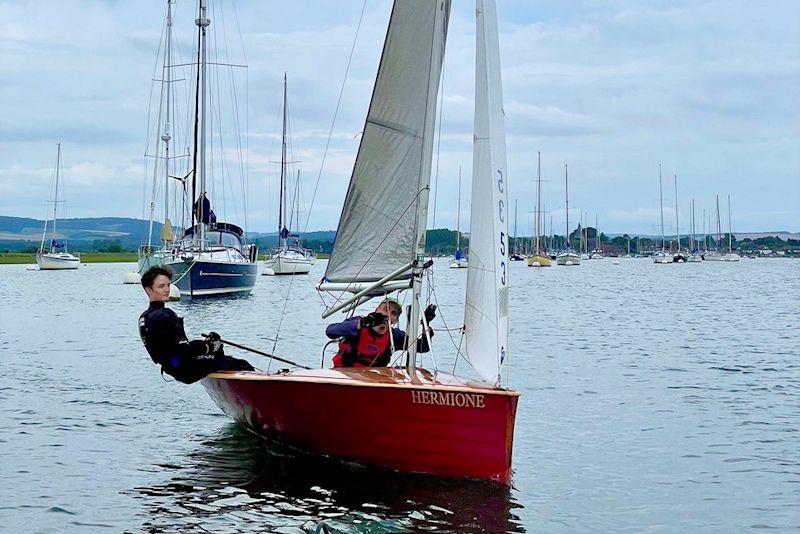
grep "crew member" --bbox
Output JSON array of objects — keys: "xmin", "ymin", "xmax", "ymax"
[
  {"xmin": 326, "ymin": 298, "xmax": 436, "ymax": 368},
  {"xmin": 138, "ymin": 266, "xmax": 254, "ymax": 383}
]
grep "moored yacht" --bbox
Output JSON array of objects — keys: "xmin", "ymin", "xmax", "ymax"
[
  {"xmin": 37, "ymin": 143, "xmax": 80, "ymax": 270},
  {"xmin": 527, "ymin": 152, "xmax": 550, "ymax": 267},
  {"xmin": 263, "ymin": 75, "xmax": 315, "ymax": 276},
  {"xmin": 653, "ymin": 164, "xmax": 669, "ymax": 264},
  {"xmin": 163, "ymin": 0, "xmax": 257, "ymax": 297},
  {"xmin": 722, "ymin": 195, "xmax": 740, "ymax": 262},
  {"xmin": 557, "ymin": 163, "xmax": 580, "ymax": 266}
]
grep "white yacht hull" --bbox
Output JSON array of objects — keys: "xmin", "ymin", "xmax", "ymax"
[
  {"xmin": 723, "ymin": 253, "xmax": 741, "ymax": 262},
  {"xmin": 556, "ymin": 252, "xmax": 580, "ymax": 266},
  {"xmin": 704, "ymin": 252, "xmax": 724, "ymax": 262},
  {"xmin": 36, "ymin": 252, "xmax": 80, "ymax": 270},
  {"xmin": 263, "ymin": 252, "xmax": 314, "ymax": 275},
  {"xmin": 652, "ymin": 252, "xmax": 671, "ymax": 264},
  {"xmin": 449, "ymin": 258, "xmax": 468, "ymax": 269}
]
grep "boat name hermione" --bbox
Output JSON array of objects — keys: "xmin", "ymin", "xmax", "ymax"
[{"xmin": 410, "ymin": 390, "xmax": 486, "ymax": 408}]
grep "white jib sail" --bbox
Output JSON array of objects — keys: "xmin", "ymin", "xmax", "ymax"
[
  {"xmin": 464, "ymin": 0, "xmax": 509, "ymax": 387},
  {"xmin": 322, "ymin": 0, "xmax": 450, "ymax": 287}
]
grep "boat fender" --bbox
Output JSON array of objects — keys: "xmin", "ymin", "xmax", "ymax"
[{"xmin": 248, "ymin": 244, "xmax": 258, "ymax": 263}]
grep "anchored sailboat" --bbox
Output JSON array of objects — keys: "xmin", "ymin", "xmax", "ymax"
[
  {"xmin": 202, "ymin": 0, "xmax": 519, "ymax": 484},
  {"xmin": 528, "ymin": 151, "xmax": 550, "ymax": 267},
  {"xmin": 589, "ymin": 213, "xmax": 604, "ymax": 259},
  {"xmin": 509, "ymin": 200, "xmax": 525, "ymax": 261},
  {"xmin": 704, "ymin": 196, "xmax": 725, "ymax": 261},
  {"xmin": 556, "ymin": 164, "xmax": 580, "ymax": 265},
  {"xmin": 263, "ymin": 74, "xmax": 316, "ymax": 276},
  {"xmin": 672, "ymin": 174, "xmax": 687, "ymax": 263},
  {"xmin": 723, "ymin": 195, "xmax": 740, "ymax": 262},
  {"xmin": 449, "ymin": 165, "xmax": 468, "ymax": 268},
  {"xmin": 37, "ymin": 142, "xmax": 80, "ymax": 270},
  {"xmin": 163, "ymin": 0, "xmax": 258, "ymax": 298},
  {"xmin": 138, "ymin": 0, "xmax": 180, "ymax": 277},
  {"xmin": 653, "ymin": 163, "xmax": 671, "ymax": 264},
  {"xmin": 688, "ymin": 198, "xmax": 702, "ymax": 262}
]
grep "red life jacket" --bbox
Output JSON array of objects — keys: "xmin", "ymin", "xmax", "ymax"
[{"xmin": 333, "ymin": 327, "xmax": 391, "ymax": 368}]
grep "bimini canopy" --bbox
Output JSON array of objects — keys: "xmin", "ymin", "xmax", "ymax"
[{"xmin": 181, "ymin": 222, "xmax": 244, "ymax": 239}]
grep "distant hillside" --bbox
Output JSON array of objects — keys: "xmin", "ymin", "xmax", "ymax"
[
  {"xmin": 1, "ymin": 215, "xmax": 796, "ymax": 253},
  {"xmin": 0, "ymin": 216, "xmax": 161, "ymax": 252},
  {"xmin": 0, "ymin": 216, "xmax": 340, "ymax": 253}
]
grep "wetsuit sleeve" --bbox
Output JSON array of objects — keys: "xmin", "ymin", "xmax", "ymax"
[{"xmin": 326, "ymin": 317, "xmax": 361, "ymax": 339}]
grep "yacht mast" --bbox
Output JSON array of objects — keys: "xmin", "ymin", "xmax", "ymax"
[
  {"xmin": 279, "ymin": 72, "xmax": 288, "ymax": 248},
  {"xmin": 51, "ymin": 142, "xmax": 61, "ymax": 252},
  {"xmin": 595, "ymin": 213, "xmax": 599, "ymax": 254},
  {"xmin": 703, "ymin": 208, "xmax": 707, "ymax": 251},
  {"xmin": 564, "ymin": 163, "xmax": 569, "ymax": 249},
  {"xmin": 455, "ymin": 165, "xmax": 461, "ymax": 251},
  {"xmin": 674, "ymin": 174, "xmax": 680, "ymax": 252},
  {"xmin": 689, "ymin": 199, "xmax": 697, "ymax": 252},
  {"xmin": 727, "ymin": 194, "xmax": 733, "ymax": 253},
  {"xmin": 715, "ymin": 195, "xmax": 722, "ymax": 252},
  {"xmin": 163, "ymin": 0, "xmax": 174, "ymax": 241},
  {"xmin": 196, "ymin": 0, "xmax": 210, "ymax": 250},
  {"xmin": 658, "ymin": 163, "xmax": 665, "ymax": 253},
  {"xmin": 513, "ymin": 199, "xmax": 518, "ymax": 254},
  {"xmin": 535, "ymin": 152, "xmax": 541, "ymax": 254}
]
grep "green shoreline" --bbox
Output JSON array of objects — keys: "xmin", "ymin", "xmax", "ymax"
[{"xmin": 0, "ymin": 252, "xmax": 332, "ymax": 264}]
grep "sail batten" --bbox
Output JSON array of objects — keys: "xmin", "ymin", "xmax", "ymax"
[
  {"xmin": 323, "ymin": 0, "xmax": 450, "ymax": 285},
  {"xmin": 464, "ymin": 0, "xmax": 509, "ymax": 387}
]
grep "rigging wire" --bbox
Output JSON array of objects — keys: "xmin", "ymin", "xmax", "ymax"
[
  {"xmin": 141, "ymin": 7, "xmax": 169, "ymax": 228},
  {"xmin": 301, "ymin": 0, "xmax": 368, "ymax": 235}
]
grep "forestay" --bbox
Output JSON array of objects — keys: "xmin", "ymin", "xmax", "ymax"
[
  {"xmin": 322, "ymin": 0, "xmax": 450, "ymax": 288},
  {"xmin": 464, "ymin": 0, "xmax": 509, "ymax": 387}
]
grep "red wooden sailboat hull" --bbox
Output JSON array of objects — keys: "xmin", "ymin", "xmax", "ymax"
[{"xmin": 201, "ymin": 367, "xmax": 519, "ymax": 484}]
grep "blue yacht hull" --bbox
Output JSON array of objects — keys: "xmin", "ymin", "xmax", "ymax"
[{"xmin": 168, "ymin": 259, "xmax": 257, "ymax": 299}]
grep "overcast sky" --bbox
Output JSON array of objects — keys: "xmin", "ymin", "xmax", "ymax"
[{"xmin": 1, "ymin": 0, "xmax": 798, "ymax": 235}]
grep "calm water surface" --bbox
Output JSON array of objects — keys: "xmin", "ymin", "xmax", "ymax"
[{"xmin": 1, "ymin": 258, "xmax": 798, "ymax": 532}]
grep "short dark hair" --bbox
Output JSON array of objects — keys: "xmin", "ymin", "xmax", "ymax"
[{"xmin": 141, "ymin": 265, "xmax": 174, "ymax": 289}]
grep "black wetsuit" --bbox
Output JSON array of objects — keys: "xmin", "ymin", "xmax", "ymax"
[{"xmin": 138, "ymin": 301, "xmax": 254, "ymax": 384}]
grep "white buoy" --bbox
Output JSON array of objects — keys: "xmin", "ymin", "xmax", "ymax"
[
  {"xmin": 169, "ymin": 284, "xmax": 181, "ymax": 301},
  {"xmin": 262, "ymin": 267, "xmax": 276, "ymax": 276},
  {"xmin": 532, "ymin": 261, "xmax": 541, "ymax": 267},
  {"xmin": 123, "ymin": 271, "xmax": 141, "ymax": 284},
  {"xmin": 613, "ymin": 259, "xmax": 620, "ymax": 265},
  {"xmin": 565, "ymin": 260, "xmax": 573, "ymax": 266},
  {"xmin": 26, "ymin": 264, "xmax": 38, "ymax": 271}
]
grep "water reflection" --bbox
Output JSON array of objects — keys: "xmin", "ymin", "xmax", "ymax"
[{"xmin": 133, "ymin": 424, "xmax": 525, "ymax": 533}]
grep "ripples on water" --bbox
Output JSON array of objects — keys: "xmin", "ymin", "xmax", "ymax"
[{"xmin": 0, "ymin": 258, "xmax": 797, "ymax": 532}]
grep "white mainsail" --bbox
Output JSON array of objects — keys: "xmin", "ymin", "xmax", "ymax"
[
  {"xmin": 322, "ymin": 0, "xmax": 450, "ymax": 288},
  {"xmin": 464, "ymin": 0, "xmax": 509, "ymax": 386}
]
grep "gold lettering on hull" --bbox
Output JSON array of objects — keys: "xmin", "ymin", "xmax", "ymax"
[{"xmin": 410, "ymin": 390, "xmax": 485, "ymax": 408}]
